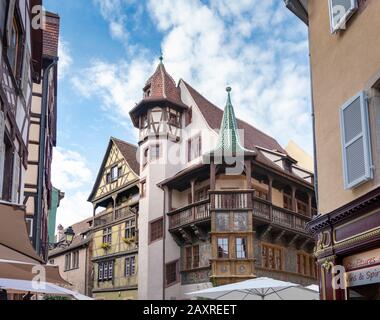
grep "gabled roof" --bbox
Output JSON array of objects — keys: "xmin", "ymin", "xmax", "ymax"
[
  {"xmin": 112, "ymin": 138, "xmax": 140, "ymax": 175},
  {"xmin": 182, "ymin": 80, "xmax": 287, "ymax": 154},
  {"xmin": 87, "ymin": 137, "xmax": 139, "ymax": 202}
]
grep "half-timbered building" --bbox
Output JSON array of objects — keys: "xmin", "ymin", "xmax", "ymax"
[
  {"xmin": 88, "ymin": 137, "xmax": 140, "ymax": 300},
  {"xmin": 23, "ymin": 10, "xmax": 60, "ymax": 260},
  {"xmin": 1, "ymin": 0, "xmax": 36, "ymax": 209},
  {"xmin": 130, "ymin": 59, "xmax": 318, "ymax": 300}
]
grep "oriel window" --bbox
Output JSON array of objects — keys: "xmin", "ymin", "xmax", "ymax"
[
  {"xmin": 236, "ymin": 238, "xmax": 247, "ymax": 259},
  {"xmin": 217, "ymin": 238, "xmax": 229, "ymax": 258}
]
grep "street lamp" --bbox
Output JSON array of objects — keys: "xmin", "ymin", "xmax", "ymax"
[{"xmin": 64, "ymin": 226, "xmax": 75, "ymax": 244}]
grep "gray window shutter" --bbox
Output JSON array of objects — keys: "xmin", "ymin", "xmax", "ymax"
[
  {"xmin": 340, "ymin": 91, "xmax": 373, "ymax": 189},
  {"xmin": 328, "ymin": 0, "xmax": 358, "ymax": 33},
  {"xmin": 12, "ymin": 151, "xmax": 20, "ymax": 203},
  {"xmin": 0, "ymin": 111, "xmax": 5, "ymax": 197},
  {"xmin": 21, "ymin": 46, "xmax": 30, "ymax": 93},
  {"xmin": 6, "ymin": 0, "xmax": 16, "ymax": 46}
]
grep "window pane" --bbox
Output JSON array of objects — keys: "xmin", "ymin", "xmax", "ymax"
[
  {"xmin": 166, "ymin": 261, "xmax": 178, "ymax": 285},
  {"xmin": 217, "ymin": 238, "xmax": 229, "ymax": 258},
  {"xmin": 150, "ymin": 145, "xmax": 160, "ymax": 161},
  {"xmin": 185, "ymin": 247, "xmax": 192, "ymax": 270},
  {"xmin": 193, "ymin": 245, "xmax": 199, "ymax": 268},
  {"xmin": 236, "ymin": 238, "xmax": 247, "ymax": 259},
  {"xmin": 150, "ymin": 218, "xmax": 163, "ymax": 242}
]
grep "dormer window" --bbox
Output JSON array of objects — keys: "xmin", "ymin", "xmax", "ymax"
[
  {"xmin": 144, "ymin": 84, "xmax": 152, "ymax": 98},
  {"xmin": 283, "ymin": 159, "xmax": 293, "ymax": 173}
]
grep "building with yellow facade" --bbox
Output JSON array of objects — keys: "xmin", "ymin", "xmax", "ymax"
[{"xmin": 88, "ymin": 137, "xmax": 140, "ymax": 300}]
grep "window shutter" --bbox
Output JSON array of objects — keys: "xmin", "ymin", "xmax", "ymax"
[
  {"xmin": 0, "ymin": 111, "xmax": 5, "ymax": 197},
  {"xmin": 21, "ymin": 46, "xmax": 30, "ymax": 93},
  {"xmin": 12, "ymin": 151, "xmax": 20, "ymax": 203},
  {"xmin": 328, "ymin": 0, "xmax": 358, "ymax": 33},
  {"xmin": 340, "ymin": 91, "xmax": 373, "ymax": 189},
  {"xmin": 5, "ymin": 0, "xmax": 16, "ymax": 46}
]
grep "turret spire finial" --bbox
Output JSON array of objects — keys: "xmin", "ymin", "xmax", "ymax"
[{"xmin": 159, "ymin": 51, "xmax": 164, "ymax": 64}]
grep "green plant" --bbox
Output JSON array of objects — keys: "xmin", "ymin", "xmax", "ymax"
[
  {"xmin": 122, "ymin": 237, "xmax": 135, "ymax": 244},
  {"xmin": 101, "ymin": 242, "xmax": 111, "ymax": 250}
]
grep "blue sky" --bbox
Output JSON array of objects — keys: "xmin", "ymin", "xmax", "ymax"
[{"xmin": 46, "ymin": 0, "xmax": 311, "ymax": 228}]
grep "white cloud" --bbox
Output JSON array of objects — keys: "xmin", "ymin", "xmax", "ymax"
[
  {"xmin": 76, "ymin": 0, "xmax": 312, "ymax": 155},
  {"xmin": 58, "ymin": 40, "xmax": 73, "ymax": 80},
  {"xmin": 51, "ymin": 148, "xmax": 94, "ymax": 229}
]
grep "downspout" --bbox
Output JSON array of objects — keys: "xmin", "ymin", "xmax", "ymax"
[
  {"xmin": 34, "ymin": 57, "xmax": 58, "ymax": 257},
  {"xmin": 308, "ymin": 34, "xmax": 319, "ymax": 211},
  {"xmin": 162, "ymin": 186, "xmax": 166, "ymax": 300}
]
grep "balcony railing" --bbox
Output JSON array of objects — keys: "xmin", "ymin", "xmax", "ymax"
[
  {"xmin": 168, "ymin": 199, "xmax": 210, "ymax": 229},
  {"xmin": 210, "ymin": 190, "xmax": 254, "ymax": 210},
  {"xmin": 167, "ymin": 191, "xmax": 312, "ymax": 234},
  {"xmin": 94, "ymin": 206, "xmax": 133, "ymax": 227},
  {"xmin": 252, "ymin": 196, "xmax": 311, "ymax": 234}
]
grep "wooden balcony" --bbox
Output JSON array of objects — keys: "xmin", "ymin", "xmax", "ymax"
[
  {"xmin": 167, "ymin": 191, "xmax": 313, "ymax": 237},
  {"xmin": 252, "ymin": 196, "xmax": 311, "ymax": 235},
  {"xmin": 210, "ymin": 190, "xmax": 254, "ymax": 210},
  {"xmin": 94, "ymin": 206, "xmax": 134, "ymax": 227},
  {"xmin": 168, "ymin": 199, "xmax": 210, "ymax": 230}
]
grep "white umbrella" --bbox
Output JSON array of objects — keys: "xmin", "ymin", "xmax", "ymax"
[
  {"xmin": 187, "ymin": 277, "xmax": 319, "ymax": 300},
  {"xmin": 306, "ymin": 284, "xmax": 320, "ymax": 292},
  {"xmin": 0, "ymin": 278, "xmax": 93, "ymax": 300}
]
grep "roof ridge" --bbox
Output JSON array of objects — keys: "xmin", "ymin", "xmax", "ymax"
[
  {"xmin": 182, "ymin": 80, "xmax": 284, "ymax": 151},
  {"xmin": 111, "ymin": 137, "xmax": 138, "ymax": 149}
]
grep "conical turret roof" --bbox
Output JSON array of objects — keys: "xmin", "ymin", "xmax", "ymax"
[
  {"xmin": 143, "ymin": 57, "xmax": 182, "ymax": 103},
  {"xmin": 211, "ymin": 87, "xmax": 255, "ymax": 157}
]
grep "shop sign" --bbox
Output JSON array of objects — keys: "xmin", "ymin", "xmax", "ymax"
[
  {"xmin": 343, "ymin": 248, "xmax": 380, "ymax": 272},
  {"xmin": 345, "ymin": 265, "xmax": 380, "ymax": 288}
]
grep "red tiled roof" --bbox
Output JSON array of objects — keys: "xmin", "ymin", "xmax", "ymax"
[
  {"xmin": 182, "ymin": 80, "xmax": 287, "ymax": 154},
  {"xmin": 144, "ymin": 62, "xmax": 183, "ymax": 104},
  {"xmin": 43, "ymin": 11, "xmax": 60, "ymax": 57}
]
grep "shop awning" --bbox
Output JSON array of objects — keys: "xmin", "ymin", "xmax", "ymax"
[
  {"xmin": 0, "ymin": 259, "xmax": 69, "ymax": 285},
  {"xmin": 0, "ymin": 202, "xmax": 42, "ymax": 263},
  {"xmin": 0, "ymin": 202, "xmax": 68, "ymax": 286}
]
